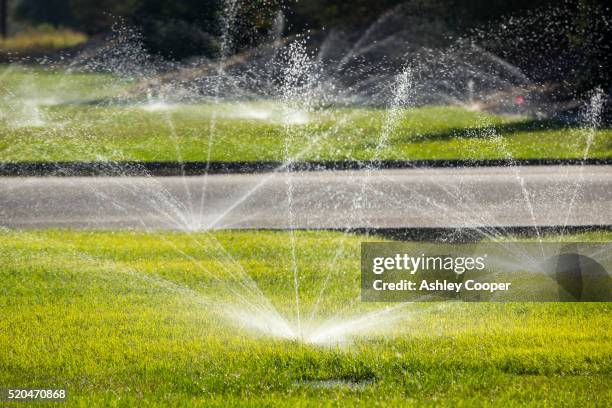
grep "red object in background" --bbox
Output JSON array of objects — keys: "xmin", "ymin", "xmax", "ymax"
[{"xmin": 515, "ymin": 95, "xmax": 525, "ymax": 105}]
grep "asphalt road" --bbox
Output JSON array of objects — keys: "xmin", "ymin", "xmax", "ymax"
[{"xmin": 1, "ymin": 166, "xmax": 610, "ymax": 230}]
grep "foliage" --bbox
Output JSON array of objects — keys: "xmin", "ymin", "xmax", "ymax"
[
  {"xmin": 69, "ymin": 0, "xmax": 139, "ymax": 34},
  {"xmin": 14, "ymin": 0, "xmax": 78, "ymax": 28},
  {"xmin": 12, "ymin": 0, "xmax": 284, "ymax": 59}
]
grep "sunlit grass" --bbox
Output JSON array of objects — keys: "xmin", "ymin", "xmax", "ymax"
[
  {"xmin": 0, "ymin": 229, "xmax": 611, "ymax": 406},
  {"xmin": 0, "ymin": 27, "xmax": 87, "ymax": 53},
  {"xmin": 1, "ymin": 101, "xmax": 609, "ymax": 162},
  {"xmin": 0, "ymin": 66, "xmax": 610, "ymax": 163}
]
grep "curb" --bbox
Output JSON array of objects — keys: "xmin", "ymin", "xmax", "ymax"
[{"xmin": 0, "ymin": 159, "xmax": 610, "ymax": 177}]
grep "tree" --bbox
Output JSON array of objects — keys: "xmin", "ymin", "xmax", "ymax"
[
  {"xmin": 14, "ymin": 0, "xmax": 78, "ymax": 28},
  {"xmin": 69, "ymin": 0, "xmax": 138, "ymax": 34},
  {"xmin": 1, "ymin": 0, "xmax": 7, "ymax": 38}
]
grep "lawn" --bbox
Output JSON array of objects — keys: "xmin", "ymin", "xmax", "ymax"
[
  {"xmin": 0, "ymin": 27, "xmax": 87, "ymax": 54},
  {"xmin": 1, "ymin": 66, "xmax": 610, "ymax": 163},
  {"xmin": 1, "ymin": 229, "xmax": 611, "ymax": 406}
]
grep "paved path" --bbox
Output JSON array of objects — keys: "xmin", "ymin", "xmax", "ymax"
[{"xmin": 1, "ymin": 166, "xmax": 610, "ymax": 230}]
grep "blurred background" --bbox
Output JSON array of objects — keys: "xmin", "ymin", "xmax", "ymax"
[{"xmin": 0, "ymin": 1, "xmax": 611, "ymax": 102}]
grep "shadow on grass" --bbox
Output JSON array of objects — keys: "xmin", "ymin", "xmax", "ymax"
[
  {"xmin": 356, "ymin": 226, "xmax": 612, "ymax": 242},
  {"xmin": 406, "ymin": 119, "xmax": 582, "ymax": 142}
]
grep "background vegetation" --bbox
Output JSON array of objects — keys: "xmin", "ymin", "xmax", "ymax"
[{"xmin": 0, "ymin": 0, "xmax": 609, "ymax": 95}]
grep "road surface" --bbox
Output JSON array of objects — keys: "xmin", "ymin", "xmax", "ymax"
[{"xmin": 1, "ymin": 166, "xmax": 610, "ymax": 230}]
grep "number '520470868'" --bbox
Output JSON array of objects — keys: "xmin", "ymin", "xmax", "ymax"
[{"xmin": 2, "ymin": 388, "xmax": 67, "ymax": 401}]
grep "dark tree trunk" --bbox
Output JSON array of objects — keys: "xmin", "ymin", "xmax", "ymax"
[{"xmin": 0, "ymin": 0, "xmax": 7, "ymax": 38}]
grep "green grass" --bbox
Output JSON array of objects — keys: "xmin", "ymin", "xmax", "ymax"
[
  {"xmin": 0, "ymin": 27, "xmax": 87, "ymax": 53},
  {"xmin": 1, "ymin": 66, "xmax": 610, "ymax": 163},
  {"xmin": 1, "ymin": 229, "xmax": 611, "ymax": 406}
]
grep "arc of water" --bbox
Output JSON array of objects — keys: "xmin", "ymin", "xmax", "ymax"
[
  {"xmin": 198, "ymin": 0, "xmax": 243, "ymax": 223},
  {"xmin": 279, "ymin": 39, "xmax": 322, "ymax": 338},
  {"xmin": 335, "ymin": 3, "xmax": 406, "ymax": 72},
  {"xmin": 561, "ymin": 88, "xmax": 605, "ymax": 234},
  {"xmin": 307, "ymin": 66, "xmax": 414, "ymax": 326}
]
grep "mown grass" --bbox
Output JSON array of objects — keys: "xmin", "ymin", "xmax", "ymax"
[
  {"xmin": 0, "ymin": 229, "xmax": 611, "ymax": 406},
  {"xmin": 0, "ymin": 27, "xmax": 87, "ymax": 53},
  {"xmin": 1, "ymin": 66, "xmax": 610, "ymax": 163}
]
